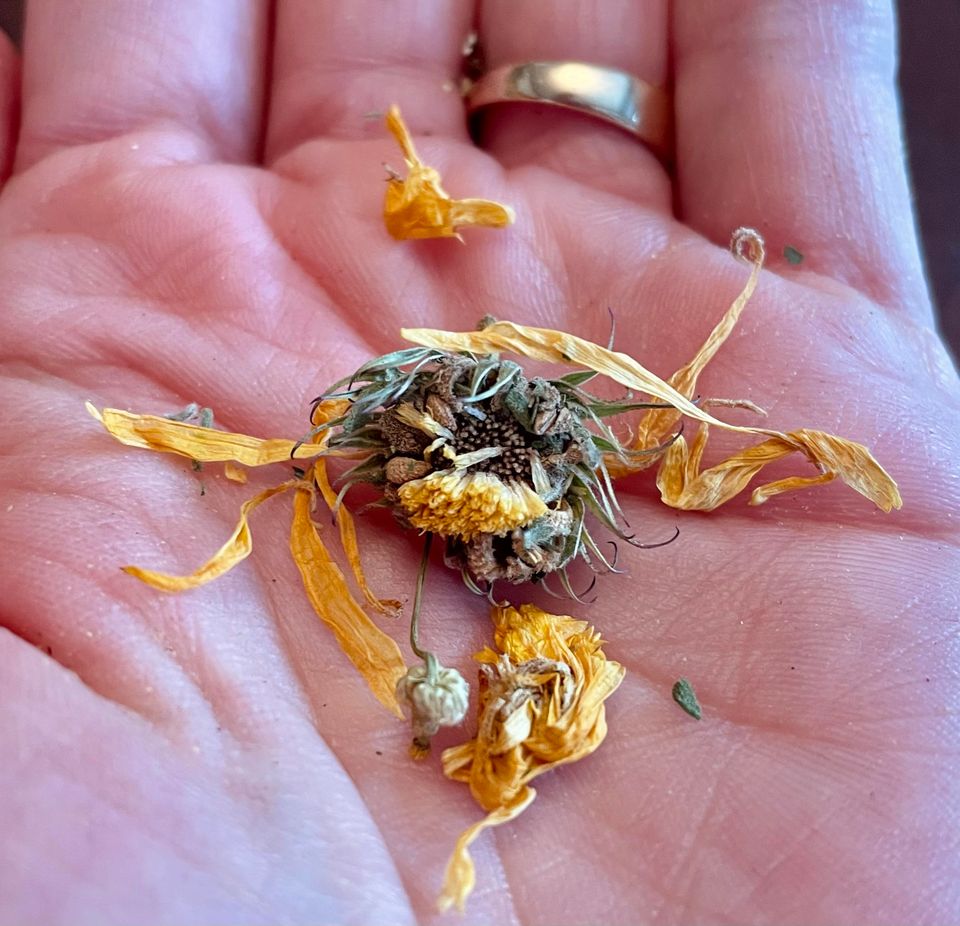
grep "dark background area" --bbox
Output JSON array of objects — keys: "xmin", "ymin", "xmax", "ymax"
[{"xmin": 0, "ymin": 1, "xmax": 956, "ymax": 361}]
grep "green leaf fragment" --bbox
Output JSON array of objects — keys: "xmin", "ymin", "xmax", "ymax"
[
  {"xmin": 672, "ymin": 678, "xmax": 702, "ymax": 719},
  {"xmin": 556, "ymin": 369, "xmax": 600, "ymax": 387}
]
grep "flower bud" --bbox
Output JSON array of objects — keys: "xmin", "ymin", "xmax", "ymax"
[{"xmin": 396, "ymin": 658, "xmax": 469, "ymax": 758}]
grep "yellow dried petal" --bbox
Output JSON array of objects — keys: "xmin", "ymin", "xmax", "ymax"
[
  {"xmin": 401, "ymin": 320, "xmax": 738, "ymax": 432},
  {"xmin": 631, "ymin": 227, "xmax": 765, "ymax": 459},
  {"xmin": 303, "ymin": 396, "xmax": 400, "ymax": 613},
  {"xmin": 122, "ymin": 481, "xmax": 297, "ymax": 591},
  {"xmin": 752, "ymin": 429, "xmax": 902, "ymax": 510},
  {"xmin": 290, "ymin": 485, "xmax": 407, "ymax": 717},
  {"xmin": 437, "ymin": 789, "xmax": 536, "ymax": 913},
  {"xmin": 223, "ymin": 461, "xmax": 248, "ymax": 484},
  {"xmin": 384, "ymin": 105, "xmax": 514, "ymax": 240},
  {"xmin": 397, "ymin": 470, "xmax": 547, "ymax": 540},
  {"xmin": 314, "ymin": 457, "xmax": 401, "ymax": 614},
  {"xmin": 439, "ymin": 603, "xmax": 623, "ymax": 911},
  {"xmin": 87, "ymin": 403, "xmax": 326, "ymax": 465},
  {"xmin": 310, "ymin": 396, "xmax": 351, "ymax": 429},
  {"xmin": 656, "ymin": 425, "xmax": 902, "ymax": 512},
  {"xmin": 749, "ymin": 471, "xmax": 836, "ymax": 503}
]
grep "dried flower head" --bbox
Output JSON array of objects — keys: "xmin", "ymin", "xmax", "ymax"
[
  {"xmin": 309, "ymin": 343, "xmax": 664, "ymax": 595},
  {"xmin": 437, "ymin": 603, "xmax": 625, "ymax": 912},
  {"xmin": 396, "ymin": 656, "xmax": 470, "ymax": 759}
]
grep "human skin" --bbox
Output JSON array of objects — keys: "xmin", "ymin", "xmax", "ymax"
[{"xmin": 0, "ymin": 1, "xmax": 958, "ymax": 923}]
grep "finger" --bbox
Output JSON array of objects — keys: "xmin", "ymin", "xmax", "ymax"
[
  {"xmin": 673, "ymin": 1, "xmax": 932, "ymax": 319},
  {"xmin": 0, "ymin": 30, "xmax": 19, "ymax": 185},
  {"xmin": 474, "ymin": 0, "xmax": 671, "ymax": 208},
  {"xmin": 265, "ymin": 0, "xmax": 473, "ymax": 165},
  {"xmin": 16, "ymin": 0, "xmax": 268, "ymax": 171}
]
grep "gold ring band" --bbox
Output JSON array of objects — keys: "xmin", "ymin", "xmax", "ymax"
[{"xmin": 465, "ymin": 61, "xmax": 672, "ymax": 158}]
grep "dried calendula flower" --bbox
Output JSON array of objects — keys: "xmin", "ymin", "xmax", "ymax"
[
  {"xmin": 88, "ymin": 212, "xmax": 905, "ymax": 918},
  {"xmin": 308, "ymin": 345, "xmax": 663, "ymax": 596},
  {"xmin": 383, "ymin": 104, "xmax": 515, "ymax": 240},
  {"xmin": 437, "ymin": 602, "xmax": 624, "ymax": 912}
]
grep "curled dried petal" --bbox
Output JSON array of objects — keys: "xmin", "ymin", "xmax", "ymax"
[
  {"xmin": 384, "ymin": 105, "xmax": 514, "ymax": 241},
  {"xmin": 656, "ymin": 423, "xmax": 903, "ymax": 512},
  {"xmin": 314, "ymin": 459, "xmax": 401, "ymax": 613},
  {"xmin": 751, "ymin": 429, "xmax": 902, "ymax": 510},
  {"xmin": 628, "ymin": 227, "xmax": 766, "ymax": 463},
  {"xmin": 122, "ymin": 481, "xmax": 297, "ymax": 591},
  {"xmin": 437, "ymin": 789, "xmax": 535, "ymax": 913}
]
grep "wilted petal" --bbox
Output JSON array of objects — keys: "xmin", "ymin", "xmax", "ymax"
[
  {"xmin": 437, "ymin": 789, "xmax": 535, "ymax": 913},
  {"xmin": 314, "ymin": 458, "xmax": 401, "ymax": 614},
  {"xmin": 384, "ymin": 105, "xmax": 514, "ymax": 240},
  {"xmin": 88, "ymin": 403, "xmax": 325, "ymax": 465},
  {"xmin": 751, "ymin": 429, "xmax": 902, "ymax": 510},
  {"xmin": 656, "ymin": 425, "xmax": 902, "ymax": 511},
  {"xmin": 290, "ymin": 483, "xmax": 407, "ymax": 717},
  {"xmin": 122, "ymin": 481, "xmax": 297, "ymax": 591},
  {"xmin": 631, "ymin": 227, "xmax": 765, "ymax": 458}
]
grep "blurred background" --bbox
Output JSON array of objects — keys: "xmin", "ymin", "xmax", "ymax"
[{"xmin": 0, "ymin": 1, "xmax": 955, "ymax": 360}]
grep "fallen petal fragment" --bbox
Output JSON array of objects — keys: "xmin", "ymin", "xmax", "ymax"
[
  {"xmin": 122, "ymin": 481, "xmax": 297, "ymax": 591},
  {"xmin": 437, "ymin": 789, "xmax": 535, "ymax": 913},
  {"xmin": 290, "ymin": 484, "xmax": 407, "ymax": 717},
  {"xmin": 656, "ymin": 425, "xmax": 901, "ymax": 512},
  {"xmin": 384, "ymin": 105, "xmax": 514, "ymax": 240},
  {"xmin": 88, "ymin": 403, "xmax": 326, "ymax": 465}
]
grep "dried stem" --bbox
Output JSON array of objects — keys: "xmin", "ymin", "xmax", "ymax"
[{"xmin": 410, "ymin": 532, "xmax": 437, "ymax": 681}]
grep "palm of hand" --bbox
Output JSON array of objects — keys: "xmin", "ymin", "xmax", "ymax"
[{"xmin": 2, "ymin": 8, "xmax": 959, "ymax": 925}]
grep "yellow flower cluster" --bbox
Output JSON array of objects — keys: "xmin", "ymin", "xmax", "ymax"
[
  {"xmin": 397, "ymin": 470, "xmax": 547, "ymax": 540},
  {"xmin": 438, "ymin": 603, "xmax": 624, "ymax": 912}
]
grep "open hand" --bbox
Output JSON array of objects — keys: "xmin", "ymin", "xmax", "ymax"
[{"xmin": 1, "ymin": 2, "xmax": 957, "ymax": 923}]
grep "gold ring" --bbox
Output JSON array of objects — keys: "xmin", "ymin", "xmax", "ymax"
[{"xmin": 465, "ymin": 61, "xmax": 672, "ymax": 159}]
